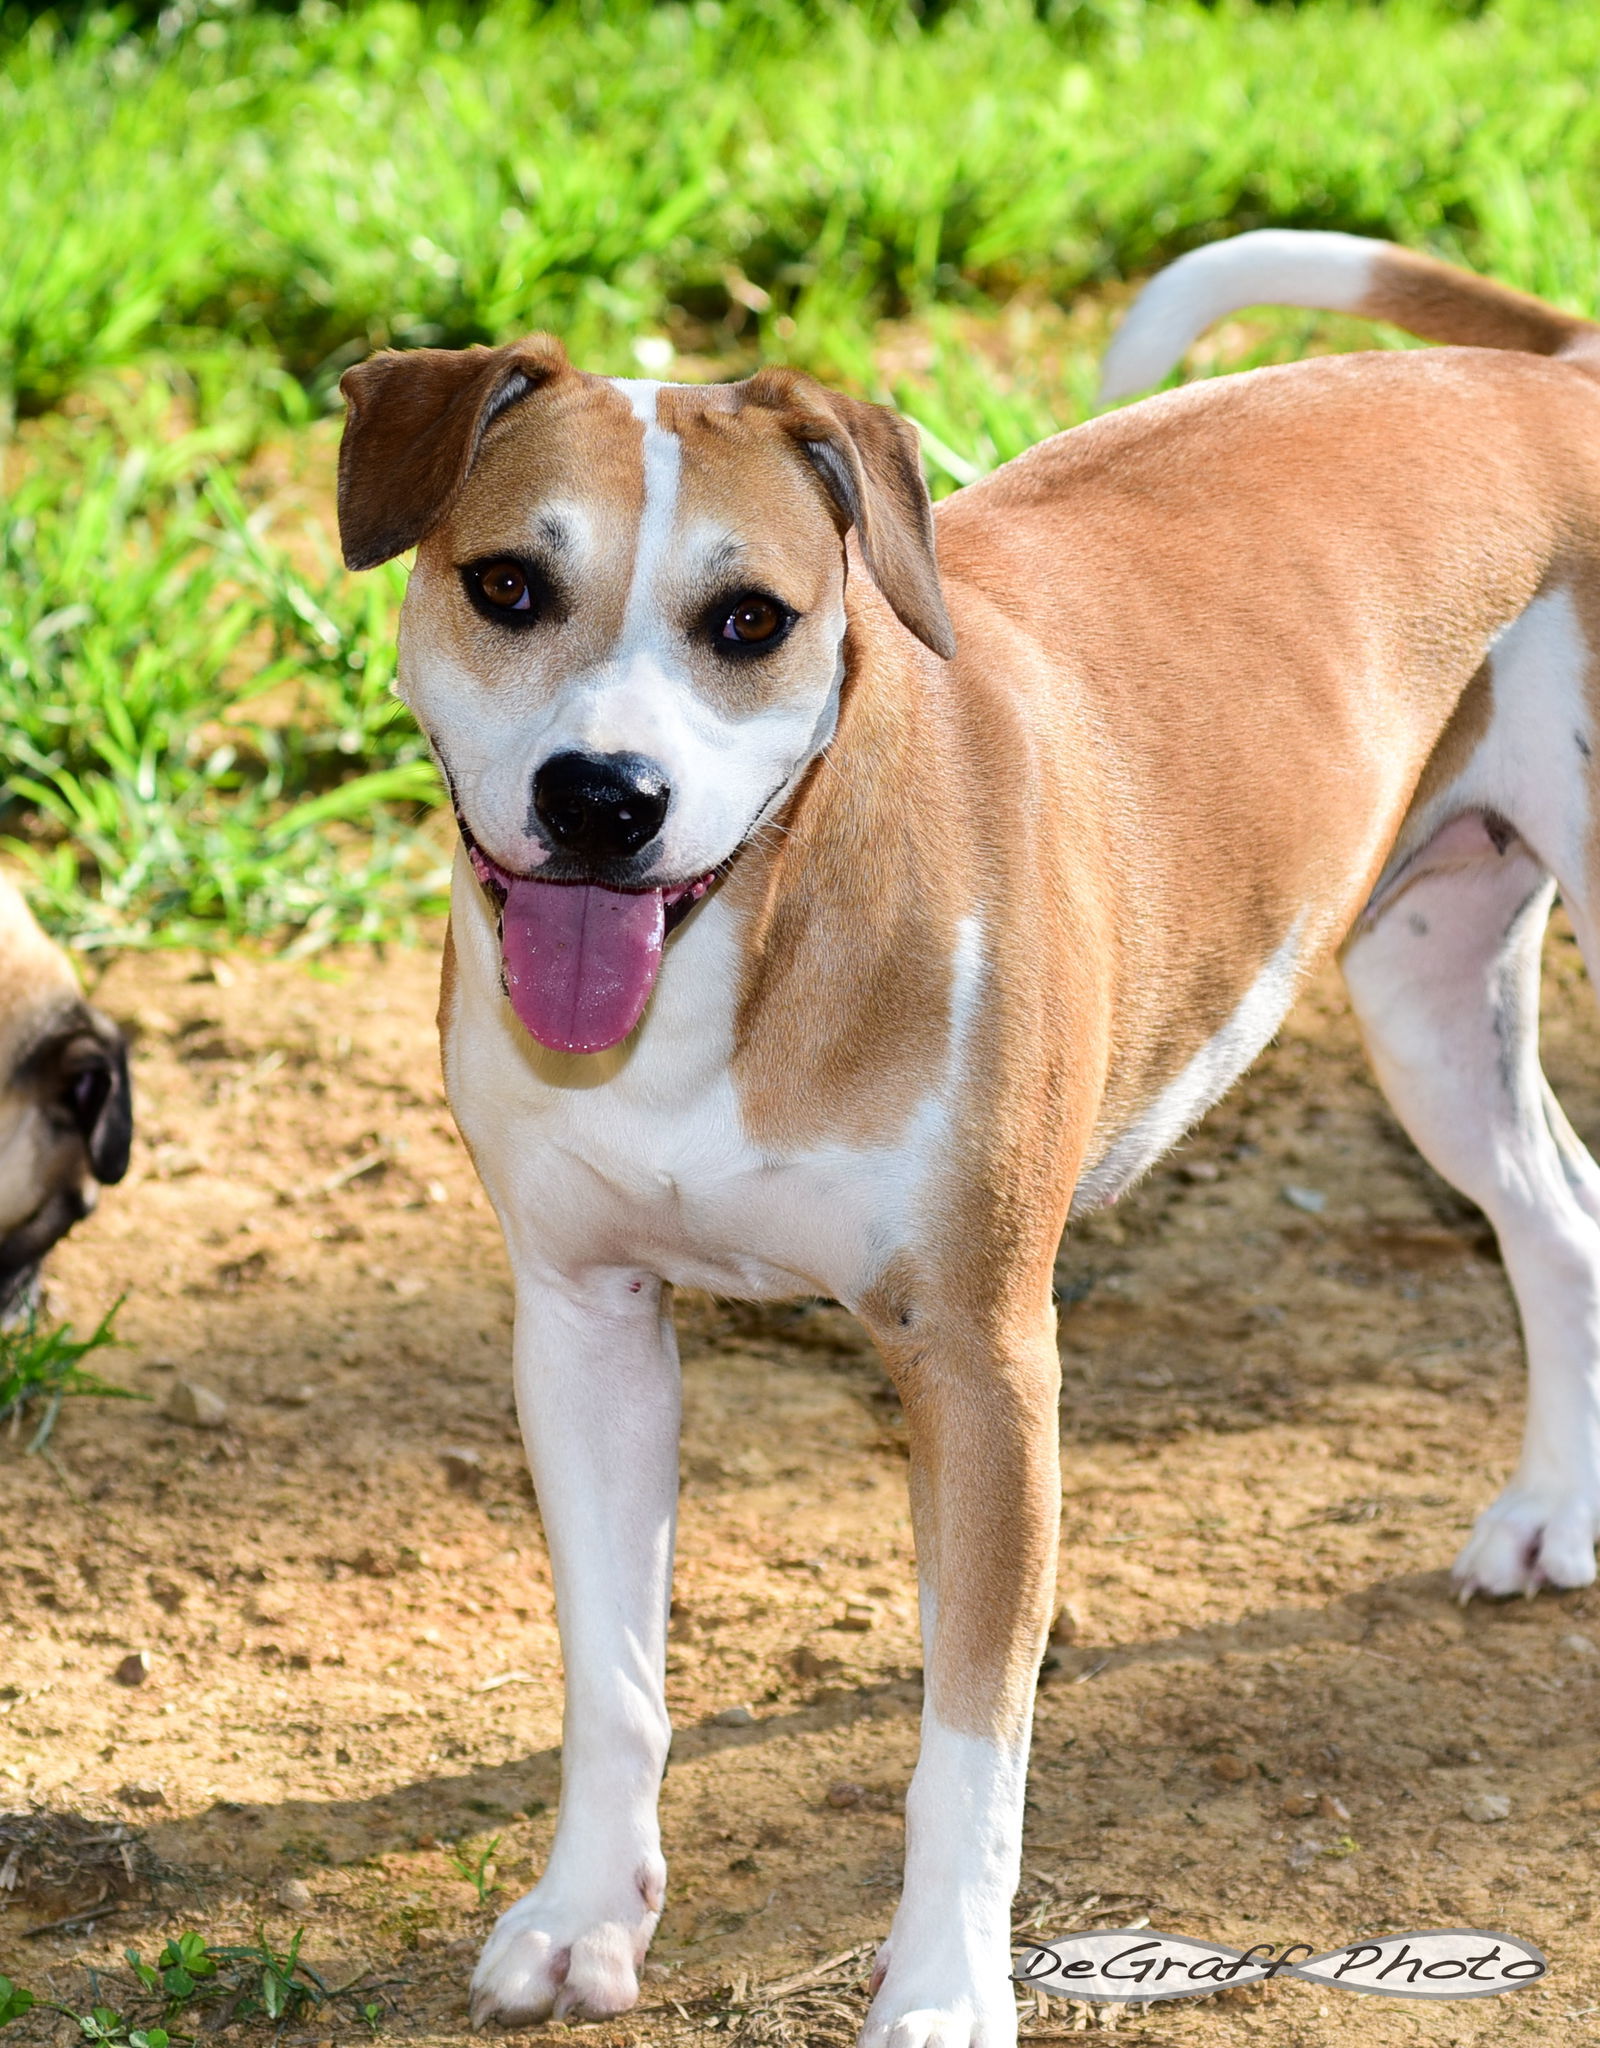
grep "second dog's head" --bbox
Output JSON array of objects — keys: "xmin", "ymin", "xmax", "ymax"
[
  {"xmin": 0, "ymin": 879, "xmax": 131, "ymax": 1316},
  {"xmin": 336, "ymin": 338, "xmax": 954, "ymax": 1055}
]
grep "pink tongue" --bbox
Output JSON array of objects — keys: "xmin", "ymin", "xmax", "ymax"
[{"xmin": 501, "ymin": 879, "xmax": 666, "ymax": 1054}]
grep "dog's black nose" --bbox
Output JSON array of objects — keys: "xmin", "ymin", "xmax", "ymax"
[{"xmin": 531, "ymin": 751, "xmax": 670, "ymax": 861}]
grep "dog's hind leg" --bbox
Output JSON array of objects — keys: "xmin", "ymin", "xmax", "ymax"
[
  {"xmin": 469, "ymin": 1270, "xmax": 680, "ymax": 2025},
  {"xmin": 1342, "ymin": 828, "xmax": 1600, "ymax": 1596},
  {"xmin": 1538, "ymin": 1074, "xmax": 1600, "ymax": 1230}
]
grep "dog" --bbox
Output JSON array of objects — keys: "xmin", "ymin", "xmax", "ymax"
[
  {"xmin": 0, "ymin": 873, "xmax": 131, "ymax": 1317},
  {"xmin": 335, "ymin": 229, "xmax": 1600, "ymax": 2046}
]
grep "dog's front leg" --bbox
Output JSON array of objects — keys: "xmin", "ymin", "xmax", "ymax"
[
  {"xmin": 861, "ymin": 1299, "xmax": 1061, "ymax": 2048},
  {"xmin": 470, "ymin": 1269, "xmax": 680, "ymax": 2027}
]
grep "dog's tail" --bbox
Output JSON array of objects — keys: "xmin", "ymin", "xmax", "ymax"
[{"xmin": 1098, "ymin": 228, "xmax": 1600, "ymax": 403}]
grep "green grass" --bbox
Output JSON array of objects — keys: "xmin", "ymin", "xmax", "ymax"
[
  {"xmin": 0, "ymin": 1297, "xmax": 133, "ymax": 1452},
  {"xmin": 3, "ymin": 378, "xmax": 445, "ymax": 950},
  {"xmin": 4, "ymin": 0, "xmax": 1600, "ymax": 952},
  {"xmin": 0, "ymin": 1927, "xmax": 394, "ymax": 2041}
]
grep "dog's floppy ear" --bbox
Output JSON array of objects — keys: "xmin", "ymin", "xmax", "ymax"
[
  {"xmin": 337, "ymin": 334, "xmax": 571, "ymax": 570},
  {"xmin": 19, "ymin": 1008, "xmax": 133, "ymax": 1185},
  {"xmin": 744, "ymin": 369, "xmax": 956, "ymax": 660},
  {"xmin": 75, "ymin": 1013, "xmax": 133, "ymax": 1185}
]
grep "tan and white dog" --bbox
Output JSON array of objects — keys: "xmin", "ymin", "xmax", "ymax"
[
  {"xmin": 0, "ymin": 874, "xmax": 131, "ymax": 1315},
  {"xmin": 336, "ymin": 230, "xmax": 1600, "ymax": 2046}
]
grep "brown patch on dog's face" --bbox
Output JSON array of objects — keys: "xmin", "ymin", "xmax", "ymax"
[
  {"xmin": 422, "ymin": 373, "xmax": 648, "ymax": 697},
  {"xmin": 0, "ymin": 879, "xmax": 131, "ymax": 1312},
  {"xmin": 652, "ymin": 387, "xmax": 855, "ymax": 717}
]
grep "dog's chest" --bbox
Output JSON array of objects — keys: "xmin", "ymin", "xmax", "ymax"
[{"xmin": 450, "ymin": 883, "xmax": 943, "ymax": 1306}]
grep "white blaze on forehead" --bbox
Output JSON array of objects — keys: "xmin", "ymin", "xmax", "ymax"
[
  {"xmin": 482, "ymin": 375, "xmax": 846, "ymax": 881},
  {"xmin": 556, "ymin": 378, "xmax": 688, "ymax": 764},
  {"xmin": 608, "ymin": 378, "xmax": 683, "ymax": 635}
]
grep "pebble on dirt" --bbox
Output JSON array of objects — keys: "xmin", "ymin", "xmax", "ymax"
[
  {"xmin": 112, "ymin": 1651, "xmax": 151, "ymax": 1686},
  {"xmin": 1282, "ymin": 1184, "xmax": 1328, "ymax": 1215},
  {"xmin": 164, "ymin": 1380, "xmax": 228, "ymax": 1429},
  {"xmin": 837, "ymin": 1599, "xmax": 879, "ymax": 1632},
  {"xmin": 440, "ymin": 1446, "xmax": 485, "ymax": 1491},
  {"xmin": 711, "ymin": 1705, "xmax": 756, "ymax": 1727},
  {"xmin": 116, "ymin": 1780, "xmax": 167, "ymax": 1806},
  {"xmin": 1210, "ymin": 1752, "xmax": 1250, "ymax": 1783},
  {"xmin": 275, "ymin": 1877, "xmax": 314, "ymax": 1909},
  {"xmin": 1461, "ymin": 1791, "xmax": 1511, "ymax": 1824},
  {"xmin": 826, "ymin": 1781, "xmax": 865, "ymax": 1809}
]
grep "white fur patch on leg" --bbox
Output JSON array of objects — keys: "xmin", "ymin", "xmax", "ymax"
[
  {"xmin": 860, "ymin": 1719, "xmax": 1026, "ymax": 2048},
  {"xmin": 459, "ymin": 1265, "xmax": 681, "ymax": 2027}
]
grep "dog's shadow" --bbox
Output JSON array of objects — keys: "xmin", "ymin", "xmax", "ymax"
[{"xmin": 123, "ymin": 1564, "xmax": 1585, "ymax": 1912}]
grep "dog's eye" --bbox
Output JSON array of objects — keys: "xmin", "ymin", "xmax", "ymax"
[
  {"xmin": 714, "ymin": 594, "xmax": 792, "ymax": 651},
  {"xmin": 481, "ymin": 563, "xmax": 530, "ymax": 609},
  {"xmin": 461, "ymin": 557, "xmax": 546, "ymax": 625}
]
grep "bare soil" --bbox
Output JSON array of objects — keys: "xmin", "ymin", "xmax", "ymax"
[{"xmin": 5, "ymin": 918, "xmax": 1600, "ymax": 2047}]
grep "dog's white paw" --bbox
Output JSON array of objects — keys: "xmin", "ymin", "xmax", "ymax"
[
  {"xmin": 857, "ymin": 1941, "xmax": 1018, "ymax": 2048},
  {"xmin": 1452, "ymin": 1478, "xmax": 1600, "ymax": 1598},
  {"xmin": 468, "ymin": 1863, "xmax": 663, "ymax": 2028},
  {"xmin": 858, "ymin": 2009, "xmax": 1015, "ymax": 2048}
]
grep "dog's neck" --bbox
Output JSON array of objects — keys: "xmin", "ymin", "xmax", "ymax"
[{"xmin": 725, "ymin": 574, "xmax": 970, "ymax": 1153}]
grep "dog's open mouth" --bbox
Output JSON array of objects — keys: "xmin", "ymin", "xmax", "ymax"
[{"xmin": 459, "ymin": 820, "xmax": 716, "ymax": 1056}]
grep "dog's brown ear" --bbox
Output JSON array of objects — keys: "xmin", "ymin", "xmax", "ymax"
[
  {"xmin": 19, "ymin": 1009, "xmax": 133, "ymax": 1185},
  {"xmin": 337, "ymin": 334, "xmax": 571, "ymax": 570},
  {"xmin": 744, "ymin": 369, "xmax": 955, "ymax": 660}
]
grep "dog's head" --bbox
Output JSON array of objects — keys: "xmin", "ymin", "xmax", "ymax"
[
  {"xmin": 0, "ymin": 880, "xmax": 131, "ymax": 1317},
  {"xmin": 337, "ymin": 338, "xmax": 954, "ymax": 1055}
]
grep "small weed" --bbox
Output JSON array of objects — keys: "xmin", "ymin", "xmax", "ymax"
[
  {"xmin": 125, "ymin": 1930, "xmax": 218, "ymax": 2008},
  {"xmin": 202, "ymin": 1931, "xmax": 328, "ymax": 2026},
  {"xmin": 61, "ymin": 2011, "xmax": 166, "ymax": 2048},
  {"xmin": 0, "ymin": 1298, "xmax": 135, "ymax": 1452},
  {"xmin": 0, "ymin": 1929, "xmax": 396, "ymax": 2041},
  {"xmin": 447, "ymin": 1834, "xmax": 502, "ymax": 1906},
  {"xmin": 0, "ymin": 1976, "xmax": 166, "ymax": 2048}
]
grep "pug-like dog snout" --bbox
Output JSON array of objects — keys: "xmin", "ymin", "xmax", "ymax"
[
  {"xmin": 531, "ymin": 751, "xmax": 671, "ymax": 865},
  {"xmin": 0, "ymin": 876, "xmax": 135, "ymax": 1316}
]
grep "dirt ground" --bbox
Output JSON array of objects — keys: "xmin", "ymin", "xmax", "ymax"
[{"xmin": 5, "ymin": 908, "xmax": 1600, "ymax": 2047}]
